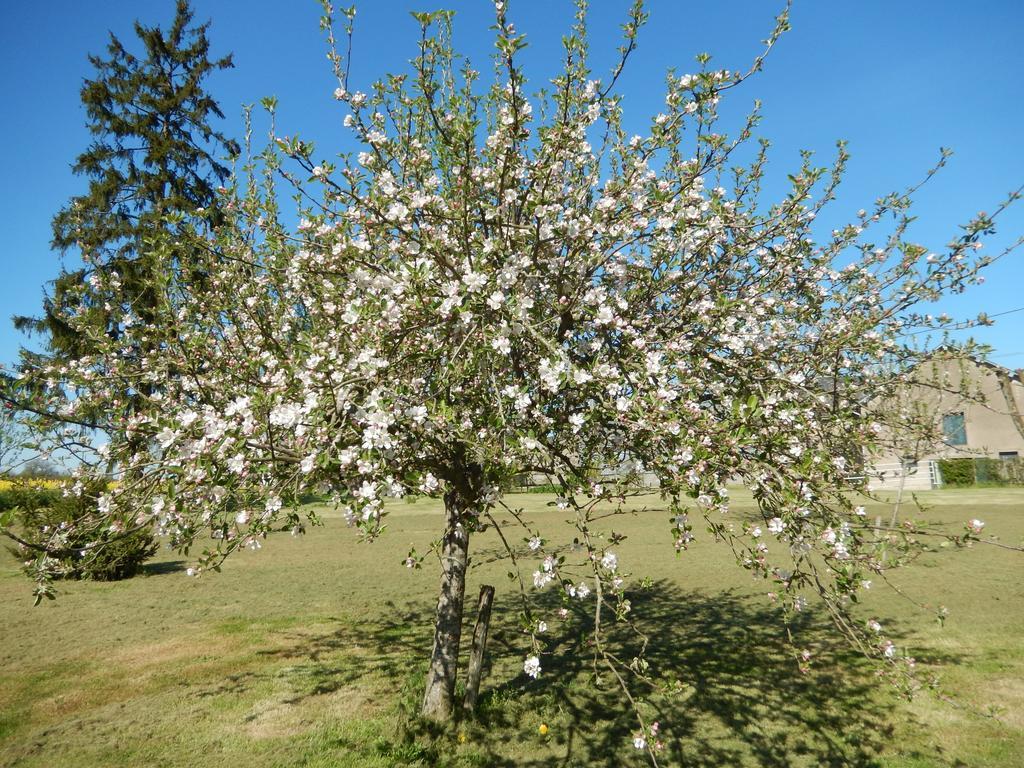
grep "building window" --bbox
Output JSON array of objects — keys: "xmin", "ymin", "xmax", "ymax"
[
  {"xmin": 942, "ymin": 412, "xmax": 967, "ymax": 445},
  {"xmin": 999, "ymin": 451, "xmax": 1019, "ymax": 461}
]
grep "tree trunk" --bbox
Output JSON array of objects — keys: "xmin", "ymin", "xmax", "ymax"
[
  {"xmin": 421, "ymin": 493, "xmax": 471, "ymax": 721},
  {"xmin": 462, "ymin": 584, "xmax": 495, "ymax": 714}
]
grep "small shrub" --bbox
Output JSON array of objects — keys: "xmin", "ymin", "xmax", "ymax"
[
  {"xmin": 7, "ymin": 480, "xmax": 157, "ymax": 581},
  {"xmin": 297, "ymin": 490, "xmax": 330, "ymax": 504},
  {"xmin": 938, "ymin": 458, "xmax": 975, "ymax": 487},
  {"xmin": 524, "ymin": 484, "xmax": 562, "ymax": 494}
]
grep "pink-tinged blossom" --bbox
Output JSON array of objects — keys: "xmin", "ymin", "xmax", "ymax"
[{"xmin": 269, "ymin": 403, "xmax": 303, "ymax": 429}]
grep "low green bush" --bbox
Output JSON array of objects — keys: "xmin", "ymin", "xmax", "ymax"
[
  {"xmin": 938, "ymin": 458, "xmax": 975, "ymax": 487},
  {"xmin": 5, "ymin": 480, "xmax": 157, "ymax": 581}
]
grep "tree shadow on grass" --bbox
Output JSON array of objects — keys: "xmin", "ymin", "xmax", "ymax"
[
  {"xmin": 478, "ymin": 582, "xmax": 962, "ymax": 768},
  {"xmin": 196, "ymin": 581, "xmax": 962, "ymax": 768}
]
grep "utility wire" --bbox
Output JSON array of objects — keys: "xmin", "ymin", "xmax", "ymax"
[{"xmin": 979, "ymin": 305, "xmax": 1024, "ymax": 320}]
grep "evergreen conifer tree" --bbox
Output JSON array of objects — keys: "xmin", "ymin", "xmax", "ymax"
[{"xmin": 11, "ymin": 0, "xmax": 237, "ymax": 439}]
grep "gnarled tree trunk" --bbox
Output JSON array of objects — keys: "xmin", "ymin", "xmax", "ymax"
[{"xmin": 421, "ymin": 489, "xmax": 471, "ymax": 720}]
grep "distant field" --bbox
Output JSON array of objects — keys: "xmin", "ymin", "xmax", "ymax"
[
  {"xmin": 1, "ymin": 488, "xmax": 1022, "ymax": 767},
  {"xmin": 0, "ymin": 479, "xmax": 61, "ymax": 491}
]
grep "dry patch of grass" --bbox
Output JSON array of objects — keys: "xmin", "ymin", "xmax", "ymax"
[{"xmin": 242, "ymin": 682, "xmax": 378, "ymax": 740}]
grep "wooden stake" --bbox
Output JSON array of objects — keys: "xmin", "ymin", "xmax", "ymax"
[{"xmin": 462, "ymin": 584, "xmax": 495, "ymax": 714}]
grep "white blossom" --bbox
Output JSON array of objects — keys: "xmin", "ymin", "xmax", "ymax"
[{"xmin": 523, "ymin": 655, "xmax": 541, "ymax": 679}]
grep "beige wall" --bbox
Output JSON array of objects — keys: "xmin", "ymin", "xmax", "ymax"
[{"xmin": 875, "ymin": 358, "xmax": 1024, "ymax": 465}]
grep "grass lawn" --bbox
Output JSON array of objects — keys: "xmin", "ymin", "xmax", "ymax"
[{"xmin": 1, "ymin": 488, "xmax": 1022, "ymax": 767}]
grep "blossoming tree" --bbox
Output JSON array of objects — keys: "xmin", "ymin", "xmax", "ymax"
[{"xmin": 6, "ymin": 0, "xmax": 1020, "ymax": 758}]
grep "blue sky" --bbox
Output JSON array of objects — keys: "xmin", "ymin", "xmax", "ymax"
[{"xmin": 1, "ymin": 0, "xmax": 1022, "ymax": 369}]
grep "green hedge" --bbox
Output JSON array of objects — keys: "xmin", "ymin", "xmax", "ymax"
[
  {"xmin": 939, "ymin": 457, "xmax": 1024, "ymax": 487},
  {"xmin": 938, "ymin": 459, "xmax": 975, "ymax": 487},
  {"xmin": 1000, "ymin": 457, "xmax": 1024, "ymax": 484}
]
